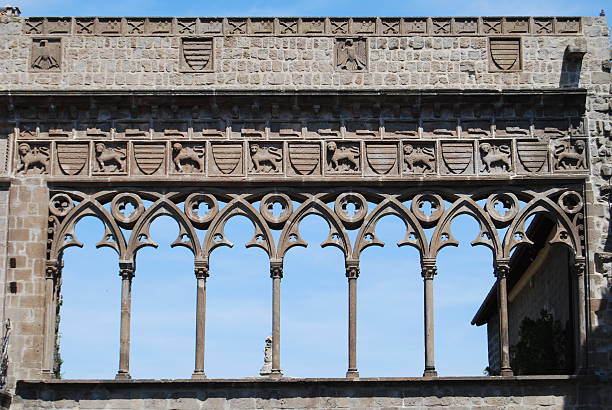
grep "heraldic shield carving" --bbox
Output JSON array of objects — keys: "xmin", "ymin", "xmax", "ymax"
[{"xmin": 489, "ymin": 38, "xmax": 521, "ymax": 71}]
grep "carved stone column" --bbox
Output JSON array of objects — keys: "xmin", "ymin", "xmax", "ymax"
[
  {"xmin": 192, "ymin": 262, "xmax": 209, "ymax": 379},
  {"xmin": 421, "ymin": 259, "xmax": 438, "ymax": 377},
  {"xmin": 573, "ymin": 257, "xmax": 587, "ymax": 374},
  {"xmin": 494, "ymin": 260, "xmax": 513, "ymax": 377},
  {"xmin": 116, "ymin": 262, "xmax": 134, "ymax": 380},
  {"xmin": 270, "ymin": 261, "xmax": 283, "ymax": 378},
  {"xmin": 41, "ymin": 261, "xmax": 60, "ymax": 379},
  {"xmin": 345, "ymin": 262, "xmax": 360, "ymax": 378}
]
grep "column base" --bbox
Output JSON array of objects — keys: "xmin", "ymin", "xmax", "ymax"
[
  {"xmin": 191, "ymin": 371, "xmax": 207, "ymax": 379},
  {"xmin": 345, "ymin": 369, "xmax": 360, "ymax": 379},
  {"xmin": 500, "ymin": 368, "xmax": 513, "ymax": 377},
  {"xmin": 423, "ymin": 369, "xmax": 438, "ymax": 377},
  {"xmin": 269, "ymin": 370, "xmax": 283, "ymax": 379},
  {"xmin": 115, "ymin": 371, "xmax": 131, "ymax": 380}
]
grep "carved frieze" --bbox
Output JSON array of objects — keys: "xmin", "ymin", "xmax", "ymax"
[
  {"xmin": 132, "ymin": 143, "xmax": 166, "ymax": 175},
  {"xmin": 403, "ymin": 142, "xmax": 436, "ymax": 175},
  {"xmin": 180, "ymin": 38, "xmax": 214, "ymax": 72},
  {"xmin": 172, "ymin": 142, "xmax": 205, "ymax": 174},
  {"xmin": 478, "ymin": 141, "xmax": 513, "ymax": 174},
  {"xmin": 441, "ymin": 141, "xmax": 475, "ymax": 175},
  {"xmin": 249, "ymin": 143, "xmax": 283, "ymax": 174},
  {"xmin": 116, "ymin": 121, "xmax": 150, "ymax": 139},
  {"xmin": 489, "ymin": 38, "xmax": 521, "ymax": 72},
  {"xmin": 288, "ymin": 143, "xmax": 321, "ymax": 176},
  {"xmin": 326, "ymin": 141, "xmax": 360, "ymax": 173},
  {"xmin": 335, "ymin": 38, "xmax": 368, "ymax": 71},
  {"xmin": 30, "ymin": 38, "xmax": 61, "ymax": 71},
  {"xmin": 93, "ymin": 142, "xmax": 127, "ymax": 174},
  {"xmin": 22, "ymin": 17, "xmax": 584, "ymax": 36},
  {"xmin": 16, "ymin": 142, "xmax": 50, "ymax": 175},
  {"xmin": 209, "ymin": 143, "xmax": 243, "ymax": 176},
  {"xmin": 56, "ymin": 142, "xmax": 89, "ymax": 176}
]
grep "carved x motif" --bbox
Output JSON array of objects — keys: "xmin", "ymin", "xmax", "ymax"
[
  {"xmin": 127, "ymin": 20, "xmax": 144, "ymax": 34},
  {"xmin": 280, "ymin": 20, "xmax": 297, "ymax": 34},
  {"xmin": 331, "ymin": 20, "xmax": 348, "ymax": 34},
  {"xmin": 25, "ymin": 20, "xmax": 42, "ymax": 34},
  {"xmin": 535, "ymin": 20, "xmax": 552, "ymax": 33},
  {"xmin": 228, "ymin": 20, "xmax": 246, "ymax": 34},
  {"xmin": 433, "ymin": 20, "xmax": 450, "ymax": 34},
  {"xmin": 381, "ymin": 20, "xmax": 399, "ymax": 34},
  {"xmin": 177, "ymin": 20, "xmax": 195, "ymax": 34},
  {"xmin": 76, "ymin": 20, "xmax": 94, "ymax": 34},
  {"xmin": 483, "ymin": 20, "xmax": 501, "ymax": 33}
]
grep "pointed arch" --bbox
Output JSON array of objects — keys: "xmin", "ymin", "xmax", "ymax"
[
  {"xmin": 277, "ymin": 196, "xmax": 351, "ymax": 261},
  {"xmin": 50, "ymin": 198, "xmax": 127, "ymax": 262},
  {"xmin": 128, "ymin": 198, "xmax": 201, "ymax": 260},
  {"xmin": 351, "ymin": 197, "xmax": 427, "ymax": 260},
  {"xmin": 428, "ymin": 196, "xmax": 502, "ymax": 260},
  {"xmin": 502, "ymin": 196, "xmax": 583, "ymax": 259},
  {"xmin": 203, "ymin": 197, "xmax": 275, "ymax": 260}
]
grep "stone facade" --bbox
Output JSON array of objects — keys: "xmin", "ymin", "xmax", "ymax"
[{"xmin": 0, "ymin": 11, "xmax": 610, "ymax": 410}]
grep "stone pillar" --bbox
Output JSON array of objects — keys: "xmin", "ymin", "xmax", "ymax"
[
  {"xmin": 421, "ymin": 259, "xmax": 438, "ymax": 377},
  {"xmin": 41, "ymin": 261, "xmax": 60, "ymax": 379},
  {"xmin": 116, "ymin": 262, "xmax": 134, "ymax": 380},
  {"xmin": 270, "ymin": 261, "xmax": 283, "ymax": 378},
  {"xmin": 494, "ymin": 260, "xmax": 513, "ymax": 377},
  {"xmin": 573, "ymin": 257, "xmax": 587, "ymax": 374},
  {"xmin": 192, "ymin": 262, "xmax": 209, "ymax": 379},
  {"xmin": 345, "ymin": 262, "xmax": 359, "ymax": 378}
]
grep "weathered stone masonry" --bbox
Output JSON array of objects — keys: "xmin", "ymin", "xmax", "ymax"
[{"xmin": 0, "ymin": 12, "xmax": 610, "ymax": 409}]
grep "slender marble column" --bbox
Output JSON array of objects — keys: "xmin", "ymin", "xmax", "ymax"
[
  {"xmin": 270, "ymin": 262, "xmax": 283, "ymax": 378},
  {"xmin": 345, "ymin": 262, "xmax": 360, "ymax": 378},
  {"xmin": 116, "ymin": 262, "xmax": 134, "ymax": 380},
  {"xmin": 41, "ymin": 261, "xmax": 60, "ymax": 379},
  {"xmin": 192, "ymin": 262, "xmax": 209, "ymax": 379},
  {"xmin": 573, "ymin": 258, "xmax": 587, "ymax": 374},
  {"xmin": 421, "ymin": 259, "xmax": 438, "ymax": 377},
  {"xmin": 495, "ymin": 260, "xmax": 513, "ymax": 377}
]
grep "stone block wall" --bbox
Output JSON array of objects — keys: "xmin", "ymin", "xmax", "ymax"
[{"xmin": 0, "ymin": 16, "xmax": 608, "ymax": 91}]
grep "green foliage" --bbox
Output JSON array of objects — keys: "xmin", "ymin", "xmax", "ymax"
[{"xmin": 510, "ymin": 309, "xmax": 573, "ymax": 375}]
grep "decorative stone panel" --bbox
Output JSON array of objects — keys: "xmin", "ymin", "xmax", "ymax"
[
  {"xmin": 488, "ymin": 38, "xmax": 521, "ymax": 72},
  {"xmin": 180, "ymin": 38, "xmax": 214, "ymax": 72},
  {"xmin": 30, "ymin": 38, "xmax": 61, "ymax": 71}
]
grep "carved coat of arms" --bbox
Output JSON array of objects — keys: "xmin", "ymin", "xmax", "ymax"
[{"xmin": 336, "ymin": 38, "xmax": 367, "ymax": 71}]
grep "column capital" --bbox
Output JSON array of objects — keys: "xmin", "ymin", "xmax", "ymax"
[
  {"xmin": 421, "ymin": 259, "xmax": 437, "ymax": 279},
  {"xmin": 494, "ymin": 260, "xmax": 511, "ymax": 278},
  {"xmin": 573, "ymin": 257, "xmax": 586, "ymax": 277},
  {"xmin": 119, "ymin": 262, "xmax": 135, "ymax": 280},
  {"xmin": 194, "ymin": 263, "xmax": 209, "ymax": 279},
  {"xmin": 345, "ymin": 263, "xmax": 360, "ymax": 279},
  {"xmin": 270, "ymin": 262, "xmax": 283, "ymax": 279},
  {"xmin": 45, "ymin": 260, "xmax": 61, "ymax": 279}
]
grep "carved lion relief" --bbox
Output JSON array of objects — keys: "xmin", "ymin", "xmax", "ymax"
[
  {"xmin": 249, "ymin": 143, "xmax": 283, "ymax": 174},
  {"xmin": 553, "ymin": 139, "xmax": 588, "ymax": 171},
  {"xmin": 16, "ymin": 142, "xmax": 50, "ymax": 175},
  {"xmin": 403, "ymin": 142, "xmax": 436, "ymax": 175},
  {"xmin": 326, "ymin": 141, "xmax": 360, "ymax": 173},
  {"xmin": 93, "ymin": 142, "xmax": 127, "ymax": 174},
  {"xmin": 172, "ymin": 142, "xmax": 206, "ymax": 174},
  {"xmin": 478, "ymin": 141, "xmax": 512, "ymax": 173}
]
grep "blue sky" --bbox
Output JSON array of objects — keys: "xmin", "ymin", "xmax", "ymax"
[
  {"xmin": 16, "ymin": 0, "xmax": 608, "ymax": 17},
  {"xmin": 29, "ymin": 0, "xmax": 605, "ymax": 379}
]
